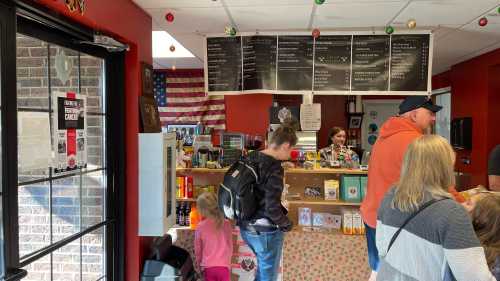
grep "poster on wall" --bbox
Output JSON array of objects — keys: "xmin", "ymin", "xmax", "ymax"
[{"xmin": 53, "ymin": 91, "xmax": 87, "ymax": 173}]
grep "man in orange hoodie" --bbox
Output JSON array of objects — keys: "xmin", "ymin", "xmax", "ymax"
[{"xmin": 360, "ymin": 96, "xmax": 442, "ymax": 281}]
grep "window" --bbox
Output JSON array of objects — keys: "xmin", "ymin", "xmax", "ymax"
[{"xmin": 16, "ymin": 34, "xmax": 107, "ymax": 281}]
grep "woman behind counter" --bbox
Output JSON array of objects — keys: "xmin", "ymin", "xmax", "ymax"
[{"xmin": 319, "ymin": 127, "xmax": 358, "ymax": 168}]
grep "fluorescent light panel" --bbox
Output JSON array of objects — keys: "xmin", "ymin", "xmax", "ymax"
[{"xmin": 153, "ymin": 31, "xmax": 195, "ymax": 58}]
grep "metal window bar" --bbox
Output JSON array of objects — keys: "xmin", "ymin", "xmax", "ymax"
[
  {"xmin": 17, "ymin": 167, "xmax": 105, "ymax": 187},
  {"xmin": 19, "ymin": 221, "xmax": 112, "ymax": 268}
]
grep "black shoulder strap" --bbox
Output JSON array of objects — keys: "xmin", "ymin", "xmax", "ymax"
[{"xmin": 387, "ymin": 198, "xmax": 448, "ymax": 253}]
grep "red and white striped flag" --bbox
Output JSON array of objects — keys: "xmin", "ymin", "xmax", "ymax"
[{"xmin": 154, "ymin": 69, "xmax": 226, "ymax": 130}]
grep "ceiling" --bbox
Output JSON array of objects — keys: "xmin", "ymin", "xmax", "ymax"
[{"xmin": 134, "ymin": 0, "xmax": 500, "ymax": 74}]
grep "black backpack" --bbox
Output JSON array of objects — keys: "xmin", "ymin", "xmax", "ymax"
[{"xmin": 218, "ymin": 158, "xmax": 259, "ymax": 221}]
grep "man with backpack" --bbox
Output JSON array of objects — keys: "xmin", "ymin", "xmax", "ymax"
[{"xmin": 219, "ymin": 124, "xmax": 297, "ymax": 281}]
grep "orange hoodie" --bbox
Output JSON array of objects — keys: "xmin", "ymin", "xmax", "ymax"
[
  {"xmin": 360, "ymin": 117, "xmax": 464, "ymax": 228},
  {"xmin": 360, "ymin": 117, "xmax": 422, "ymax": 228}
]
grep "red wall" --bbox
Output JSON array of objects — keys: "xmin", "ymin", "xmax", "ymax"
[
  {"xmin": 225, "ymin": 94, "xmax": 274, "ymax": 136},
  {"xmin": 432, "ymin": 48, "xmax": 500, "ymax": 186},
  {"xmin": 34, "ymin": 1, "xmax": 152, "ymax": 280}
]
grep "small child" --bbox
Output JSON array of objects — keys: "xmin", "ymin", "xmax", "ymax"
[
  {"xmin": 448, "ymin": 191, "xmax": 500, "ymax": 281},
  {"xmin": 469, "ymin": 192, "xmax": 500, "ymax": 280},
  {"xmin": 194, "ymin": 192, "xmax": 233, "ymax": 281}
]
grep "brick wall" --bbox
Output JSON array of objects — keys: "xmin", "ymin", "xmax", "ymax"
[{"xmin": 16, "ymin": 34, "xmax": 105, "ymax": 281}]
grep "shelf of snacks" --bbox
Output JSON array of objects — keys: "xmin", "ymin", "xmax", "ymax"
[
  {"xmin": 284, "ymin": 168, "xmax": 367, "ymax": 175},
  {"xmin": 287, "ymin": 199, "xmax": 361, "ymax": 206}
]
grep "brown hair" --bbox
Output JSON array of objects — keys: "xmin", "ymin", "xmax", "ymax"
[
  {"xmin": 327, "ymin": 127, "xmax": 345, "ymax": 146},
  {"xmin": 471, "ymin": 193, "xmax": 500, "ymax": 268},
  {"xmin": 270, "ymin": 121, "xmax": 298, "ymax": 146},
  {"xmin": 196, "ymin": 192, "xmax": 224, "ymax": 229}
]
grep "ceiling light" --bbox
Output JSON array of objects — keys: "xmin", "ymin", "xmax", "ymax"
[{"xmin": 152, "ymin": 31, "xmax": 195, "ymax": 58}]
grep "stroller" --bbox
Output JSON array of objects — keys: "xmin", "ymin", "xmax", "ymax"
[{"xmin": 140, "ymin": 234, "xmax": 196, "ymax": 281}]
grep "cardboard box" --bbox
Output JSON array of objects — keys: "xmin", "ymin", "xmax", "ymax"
[
  {"xmin": 323, "ymin": 214, "xmax": 342, "ymax": 230},
  {"xmin": 342, "ymin": 211, "xmax": 353, "ymax": 235},
  {"xmin": 312, "ymin": 213, "xmax": 325, "ymax": 227},
  {"xmin": 353, "ymin": 211, "xmax": 363, "ymax": 235},
  {"xmin": 341, "ymin": 175, "xmax": 361, "ymax": 202},
  {"xmin": 298, "ymin": 207, "xmax": 312, "ymax": 226},
  {"xmin": 324, "ymin": 180, "xmax": 340, "ymax": 201}
]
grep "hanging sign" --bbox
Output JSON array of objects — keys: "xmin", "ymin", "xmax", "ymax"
[
  {"xmin": 205, "ymin": 32, "xmax": 432, "ymax": 95},
  {"xmin": 53, "ymin": 91, "xmax": 87, "ymax": 173}
]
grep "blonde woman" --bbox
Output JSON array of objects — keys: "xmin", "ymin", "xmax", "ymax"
[
  {"xmin": 376, "ymin": 135, "xmax": 495, "ymax": 281},
  {"xmin": 194, "ymin": 192, "xmax": 233, "ymax": 281}
]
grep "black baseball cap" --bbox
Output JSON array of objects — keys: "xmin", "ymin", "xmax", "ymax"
[{"xmin": 398, "ymin": 96, "xmax": 443, "ymax": 115}]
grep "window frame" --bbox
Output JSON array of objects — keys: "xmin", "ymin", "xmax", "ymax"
[{"xmin": 0, "ymin": 1, "xmax": 126, "ymax": 280}]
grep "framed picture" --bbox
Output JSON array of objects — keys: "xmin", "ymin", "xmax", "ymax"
[
  {"xmin": 141, "ymin": 62, "xmax": 154, "ymax": 97},
  {"xmin": 349, "ymin": 115, "xmax": 363, "ymax": 129},
  {"xmin": 165, "ymin": 124, "xmax": 197, "ymax": 146},
  {"xmin": 139, "ymin": 96, "xmax": 161, "ymax": 133}
]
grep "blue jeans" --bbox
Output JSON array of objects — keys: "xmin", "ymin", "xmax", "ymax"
[
  {"xmin": 240, "ymin": 229, "xmax": 284, "ymax": 281},
  {"xmin": 365, "ymin": 223, "xmax": 379, "ymax": 271}
]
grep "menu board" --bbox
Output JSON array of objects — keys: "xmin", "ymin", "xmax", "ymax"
[
  {"xmin": 242, "ymin": 36, "xmax": 277, "ymax": 90},
  {"xmin": 206, "ymin": 37, "xmax": 242, "ymax": 92},
  {"xmin": 205, "ymin": 33, "xmax": 431, "ymax": 94},
  {"xmin": 314, "ymin": 35, "xmax": 352, "ymax": 91},
  {"xmin": 390, "ymin": 34, "xmax": 430, "ymax": 91},
  {"xmin": 277, "ymin": 36, "xmax": 314, "ymax": 91},
  {"xmin": 351, "ymin": 35, "xmax": 390, "ymax": 91}
]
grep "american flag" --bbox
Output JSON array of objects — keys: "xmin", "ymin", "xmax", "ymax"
[{"xmin": 153, "ymin": 69, "xmax": 226, "ymax": 130}]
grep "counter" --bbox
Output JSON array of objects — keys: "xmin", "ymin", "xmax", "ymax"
[{"xmin": 168, "ymin": 227, "xmax": 370, "ymax": 281}]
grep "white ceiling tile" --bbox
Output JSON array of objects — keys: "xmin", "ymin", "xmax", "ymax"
[
  {"xmin": 148, "ymin": 7, "xmax": 229, "ymax": 34},
  {"xmin": 393, "ymin": 0, "xmax": 499, "ymax": 26},
  {"xmin": 312, "ymin": 2, "xmax": 406, "ymax": 28},
  {"xmin": 225, "ymin": 0, "xmax": 312, "ymax": 6},
  {"xmin": 230, "ymin": 5, "xmax": 312, "ymax": 30}
]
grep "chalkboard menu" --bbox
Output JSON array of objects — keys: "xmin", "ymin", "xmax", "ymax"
[
  {"xmin": 352, "ymin": 35, "xmax": 390, "ymax": 91},
  {"xmin": 277, "ymin": 36, "xmax": 314, "ymax": 91},
  {"xmin": 243, "ymin": 36, "xmax": 277, "ymax": 90},
  {"xmin": 206, "ymin": 37, "xmax": 242, "ymax": 92},
  {"xmin": 205, "ymin": 33, "xmax": 431, "ymax": 94},
  {"xmin": 314, "ymin": 35, "xmax": 352, "ymax": 91},
  {"xmin": 390, "ymin": 34, "xmax": 430, "ymax": 91}
]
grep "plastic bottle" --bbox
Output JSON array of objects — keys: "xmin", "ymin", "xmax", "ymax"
[
  {"xmin": 175, "ymin": 203, "xmax": 181, "ymax": 225},
  {"xmin": 185, "ymin": 203, "xmax": 191, "ymax": 227},
  {"xmin": 179, "ymin": 202, "xmax": 185, "ymax": 226},
  {"xmin": 189, "ymin": 204, "xmax": 199, "ymax": 230}
]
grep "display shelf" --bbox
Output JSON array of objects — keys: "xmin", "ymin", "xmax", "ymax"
[
  {"xmin": 176, "ymin": 167, "xmax": 229, "ymax": 173},
  {"xmin": 285, "ymin": 168, "xmax": 367, "ymax": 175},
  {"xmin": 287, "ymin": 199, "xmax": 361, "ymax": 206}
]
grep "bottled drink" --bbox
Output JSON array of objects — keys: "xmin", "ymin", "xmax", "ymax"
[
  {"xmin": 175, "ymin": 203, "xmax": 181, "ymax": 225},
  {"xmin": 179, "ymin": 202, "xmax": 185, "ymax": 226},
  {"xmin": 185, "ymin": 203, "xmax": 191, "ymax": 227}
]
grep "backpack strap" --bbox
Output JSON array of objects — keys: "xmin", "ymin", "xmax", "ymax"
[{"xmin": 387, "ymin": 198, "xmax": 448, "ymax": 253}]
